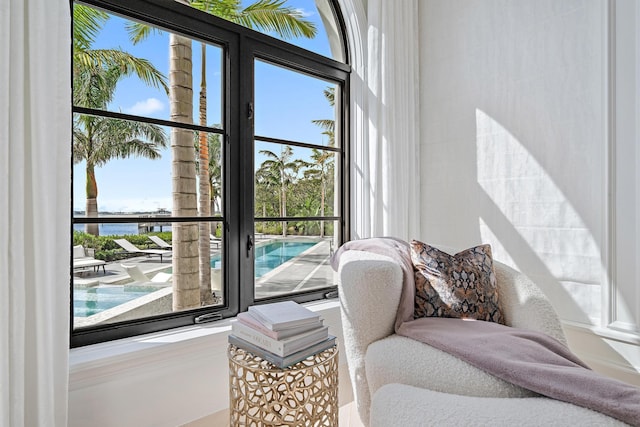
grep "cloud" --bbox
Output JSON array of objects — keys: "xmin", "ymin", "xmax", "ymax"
[
  {"xmin": 124, "ymin": 98, "xmax": 165, "ymax": 116},
  {"xmin": 295, "ymin": 8, "xmax": 315, "ymax": 18}
]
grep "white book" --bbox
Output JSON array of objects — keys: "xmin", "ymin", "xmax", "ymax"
[
  {"xmin": 229, "ymin": 334, "xmax": 337, "ymax": 368},
  {"xmin": 248, "ymin": 301, "xmax": 321, "ymax": 331},
  {"xmin": 231, "ymin": 320, "xmax": 328, "ymax": 357},
  {"xmin": 237, "ymin": 311, "xmax": 323, "ymax": 340}
]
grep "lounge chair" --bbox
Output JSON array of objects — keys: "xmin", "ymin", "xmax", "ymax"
[
  {"xmin": 121, "ymin": 264, "xmax": 172, "ymax": 283},
  {"xmin": 148, "ymin": 235, "xmax": 172, "ymax": 249},
  {"xmin": 210, "ymin": 234, "xmax": 222, "ymax": 249},
  {"xmin": 113, "ymin": 238, "xmax": 172, "ymax": 262},
  {"xmin": 73, "ymin": 245, "xmax": 106, "ymax": 274}
]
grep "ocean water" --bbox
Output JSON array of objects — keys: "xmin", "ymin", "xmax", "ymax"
[{"xmin": 73, "ymin": 223, "xmax": 139, "ymax": 236}]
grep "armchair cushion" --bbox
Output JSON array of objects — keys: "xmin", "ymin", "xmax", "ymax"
[
  {"xmin": 366, "ymin": 334, "xmax": 535, "ymax": 399},
  {"xmin": 371, "ymin": 384, "xmax": 627, "ymax": 427}
]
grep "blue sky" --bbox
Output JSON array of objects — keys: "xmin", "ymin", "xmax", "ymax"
[{"xmin": 73, "ymin": 0, "xmax": 337, "ymax": 213}]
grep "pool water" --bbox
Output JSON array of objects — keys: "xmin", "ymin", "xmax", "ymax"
[
  {"xmin": 74, "ymin": 240, "xmax": 317, "ymax": 317},
  {"xmin": 254, "ymin": 241, "xmax": 315, "ymax": 278},
  {"xmin": 208, "ymin": 241, "xmax": 315, "ymax": 278},
  {"xmin": 74, "ymin": 286, "xmax": 148, "ymax": 317}
]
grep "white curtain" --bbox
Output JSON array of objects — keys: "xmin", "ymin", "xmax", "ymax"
[
  {"xmin": 346, "ymin": 0, "xmax": 421, "ymax": 241},
  {"xmin": 0, "ymin": 0, "xmax": 71, "ymax": 426}
]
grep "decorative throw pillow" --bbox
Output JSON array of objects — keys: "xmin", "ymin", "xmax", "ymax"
[{"xmin": 410, "ymin": 240, "xmax": 504, "ymax": 324}]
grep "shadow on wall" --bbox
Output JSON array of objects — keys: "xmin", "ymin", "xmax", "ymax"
[{"xmin": 470, "ymin": 109, "xmax": 636, "ymax": 375}]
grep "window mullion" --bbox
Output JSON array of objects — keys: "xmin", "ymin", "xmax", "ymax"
[{"xmin": 238, "ymin": 37, "xmax": 257, "ymax": 313}]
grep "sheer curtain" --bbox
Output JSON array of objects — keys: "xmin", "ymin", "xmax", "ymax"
[
  {"xmin": 345, "ymin": 0, "xmax": 421, "ymax": 241},
  {"xmin": 0, "ymin": 0, "xmax": 71, "ymax": 426}
]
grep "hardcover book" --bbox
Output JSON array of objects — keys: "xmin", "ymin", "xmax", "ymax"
[
  {"xmin": 229, "ymin": 334, "xmax": 337, "ymax": 368},
  {"xmin": 248, "ymin": 301, "xmax": 321, "ymax": 331},
  {"xmin": 237, "ymin": 311, "xmax": 323, "ymax": 340},
  {"xmin": 231, "ymin": 320, "xmax": 328, "ymax": 357}
]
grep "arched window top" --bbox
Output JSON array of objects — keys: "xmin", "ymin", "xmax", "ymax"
[{"xmin": 215, "ymin": 0, "xmax": 347, "ymax": 63}]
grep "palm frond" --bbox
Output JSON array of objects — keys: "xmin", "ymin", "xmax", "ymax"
[
  {"xmin": 74, "ymin": 49, "xmax": 169, "ymax": 94},
  {"xmin": 73, "ymin": 4, "xmax": 109, "ymax": 52},
  {"xmin": 235, "ymin": 0, "xmax": 317, "ymax": 39},
  {"xmin": 190, "ymin": 0, "xmax": 242, "ymax": 19},
  {"xmin": 193, "ymin": 0, "xmax": 316, "ymax": 40},
  {"xmin": 323, "ymin": 87, "xmax": 335, "ymax": 106},
  {"xmin": 125, "ymin": 21, "xmax": 162, "ymax": 45},
  {"xmin": 311, "ymin": 119, "xmax": 334, "ymax": 132}
]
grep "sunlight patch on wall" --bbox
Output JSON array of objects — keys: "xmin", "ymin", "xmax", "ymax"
[{"xmin": 475, "ymin": 108, "xmax": 601, "ymax": 321}]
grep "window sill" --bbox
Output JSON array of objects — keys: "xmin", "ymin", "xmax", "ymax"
[{"xmin": 69, "ymin": 299, "xmax": 342, "ymax": 388}]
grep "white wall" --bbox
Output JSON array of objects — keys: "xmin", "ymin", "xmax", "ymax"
[{"xmin": 419, "ymin": 0, "xmax": 639, "ymax": 384}]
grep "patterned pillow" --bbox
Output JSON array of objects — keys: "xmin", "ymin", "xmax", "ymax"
[{"xmin": 410, "ymin": 240, "xmax": 504, "ymax": 324}]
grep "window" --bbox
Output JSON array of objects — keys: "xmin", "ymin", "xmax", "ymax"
[{"xmin": 71, "ymin": 0, "xmax": 349, "ymax": 346}]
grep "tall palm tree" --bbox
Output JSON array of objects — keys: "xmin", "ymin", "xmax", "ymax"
[
  {"xmin": 129, "ymin": 0, "xmax": 316, "ymax": 309},
  {"xmin": 202, "ymin": 132, "xmax": 223, "ymax": 215},
  {"xmin": 257, "ymin": 146, "xmax": 300, "ymax": 237},
  {"xmin": 195, "ymin": 130, "xmax": 223, "ymax": 304},
  {"xmin": 302, "ymin": 149, "xmax": 334, "ymax": 237},
  {"xmin": 73, "ymin": 5, "xmax": 169, "ymax": 235},
  {"xmin": 311, "ymin": 87, "xmax": 336, "ymax": 146},
  {"xmin": 196, "ymin": 45, "xmax": 213, "ymax": 305},
  {"xmin": 307, "ymin": 87, "xmax": 336, "ymax": 237}
]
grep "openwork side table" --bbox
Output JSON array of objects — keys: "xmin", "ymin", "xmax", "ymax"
[{"xmin": 228, "ymin": 344, "xmax": 338, "ymax": 426}]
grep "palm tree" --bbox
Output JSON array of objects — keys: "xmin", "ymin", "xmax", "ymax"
[
  {"xmin": 255, "ymin": 165, "xmax": 280, "ymax": 233},
  {"xmin": 301, "ymin": 149, "xmax": 334, "ymax": 237},
  {"xmin": 74, "ymin": 5, "xmax": 167, "ymax": 97},
  {"xmin": 129, "ymin": 0, "xmax": 317, "ymax": 309},
  {"xmin": 257, "ymin": 146, "xmax": 300, "ymax": 237},
  {"xmin": 195, "ymin": 130, "xmax": 223, "ymax": 304},
  {"xmin": 204, "ymin": 132, "xmax": 223, "ymax": 215},
  {"xmin": 311, "ymin": 87, "xmax": 336, "ymax": 146},
  {"xmin": 307, "ymin": 87, "xmax": 336, "ymax": 237},
  {"xmin": 73, "ymin": 5, "xmax": 169, "ymax": 235}
]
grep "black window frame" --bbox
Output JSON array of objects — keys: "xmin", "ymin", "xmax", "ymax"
[{"xmin": 70, "ymin": 0, "xmax": 350, "ymax": 347}]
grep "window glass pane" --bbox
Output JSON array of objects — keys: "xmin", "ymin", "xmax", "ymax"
[
  {"xmin": 253, "ymin": 222, "xmax": 338, "ymax": 299},
  {"xmin": 255, "ymin": 141, "xmax": 336, "ymax": 219},
  {"xmin": 73, "ymin": 115, "xmax": 223, "ymax": 220},
  {"xmin": 72, "ymin": 220, "xmax": 224, "ymax": 329},
  {"xmin": 213, "ymin": 0, "xmax": 344, "ymax": 61},
  {"xmin": 72, "ymin": 4, "xmax": 223, "ymax": 127},
  {"xmin": 255, "ymin": 61, "xmax": 338, "ymax": 146}
]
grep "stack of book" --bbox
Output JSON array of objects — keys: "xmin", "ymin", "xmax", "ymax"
[{"xmin": 229, "ymin": 301, "xmax": 336, "ymax": 368}]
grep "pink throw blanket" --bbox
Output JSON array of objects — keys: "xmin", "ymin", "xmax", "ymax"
[{"xmin": 331, "ymin": 237, "xmax": 640, "ymax": 426}]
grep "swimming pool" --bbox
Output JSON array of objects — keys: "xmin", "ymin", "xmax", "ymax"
[
  {"xmin": 254, "ymin": 241, "xmax": 315, "ymax": 278},
  {"xmin": 74, "ymin": 286, "xmax": 149, "ymax": 317},
  {"xmin": 74, "ymin": 240, "xmax": 317, "ymax": 317}
]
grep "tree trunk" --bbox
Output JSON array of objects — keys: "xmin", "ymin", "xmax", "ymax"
[
  {"xmin": 281, "ymin": 184, "xmax": 287, "ymax": 237},
  {"xmin": 170, "ymin": 33, "xmax": 199, "ymax": 311},
  {"xmin": 320, "ymin": 176, "xmax": 325, "ymax": 238},
  {"xmin": 198, "ymin": 42, "xmax": 212, "ymax": 305},
  {"xmin": 209, "ymin": 181, "xmax": 216, "ymax": 215},
  {"xmin": 85, "ymin": 163, "xmax": 99, "ymax": 236}
]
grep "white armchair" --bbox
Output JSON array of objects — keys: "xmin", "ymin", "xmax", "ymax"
[{"xmin": 337, "ymin": 250, "xmax": 625, "ymax": 426}]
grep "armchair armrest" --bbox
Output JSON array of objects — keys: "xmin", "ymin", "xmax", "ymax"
[{"xmin": 338, "ymin": 250, "xmax": 403, "ymax": 423}]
